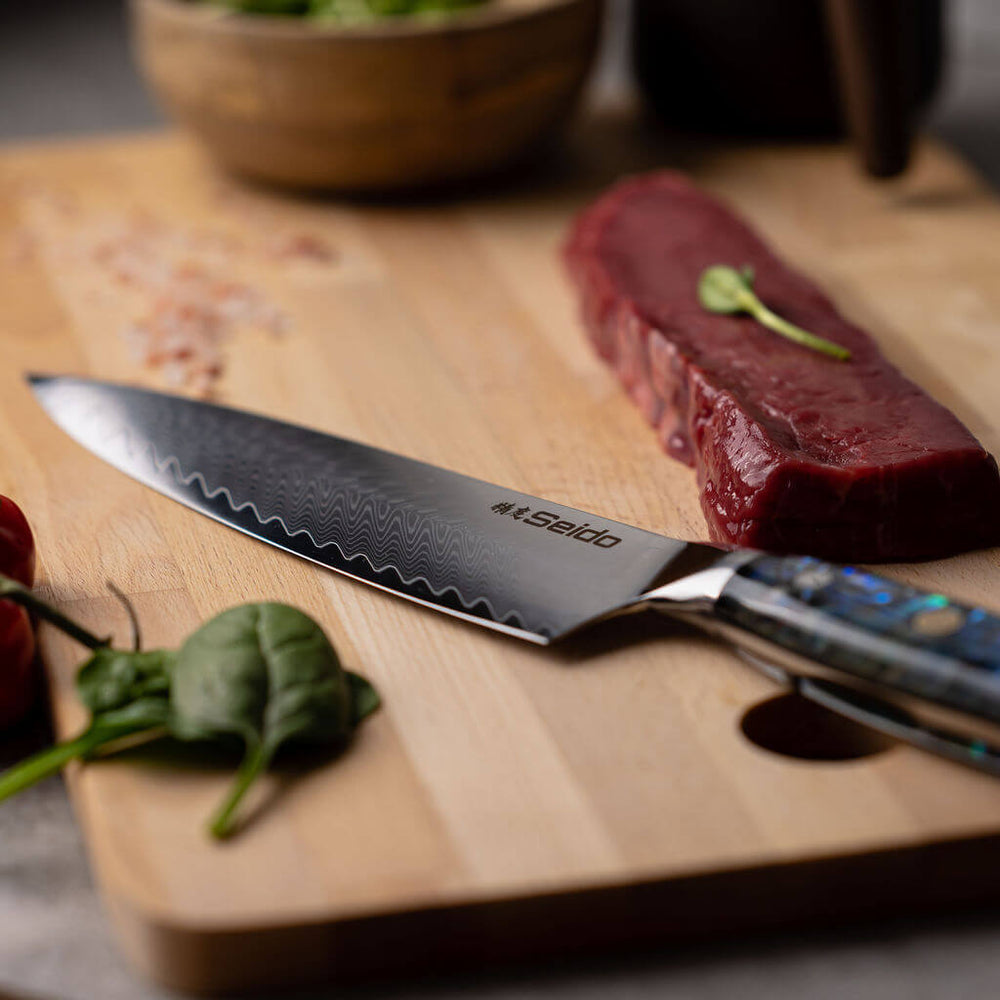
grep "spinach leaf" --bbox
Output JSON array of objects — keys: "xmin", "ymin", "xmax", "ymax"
[
  {"xmin": 170, "ymin": 603, "xmax": 370, "ymax": 839},
  {"xmin": 346, "ymin": 670, "xmax": 381, "ymax": 725},
  {"xmin": 78, "ymin": 648, "xmax": 173, "ymax": 713},
  {"xmin": 0, "ymin": 586, "xmax": 380, "ymax": 842},
  {"xmin": 0, "ymin": 648, "xmax": 173, "ymax": 802}
]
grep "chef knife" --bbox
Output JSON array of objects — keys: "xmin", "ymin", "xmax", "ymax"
[{"xmin": 28, "ymin": 375, "xmax": 1000, "ymax": 752}]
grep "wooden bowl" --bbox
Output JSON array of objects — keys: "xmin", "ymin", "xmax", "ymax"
[{"xmin": 130, "ymin": 0, "xmax": 603, "ymax": 191}]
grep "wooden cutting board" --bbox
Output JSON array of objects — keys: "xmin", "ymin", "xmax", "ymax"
[{"xmin": 2, "ymin": 114, "xmax": 1000, "ymax": 995}]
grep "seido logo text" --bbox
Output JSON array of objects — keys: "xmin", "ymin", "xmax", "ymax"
[{"xmin": 490, "ymin": 501, "xmax": 622, "ymax": 549}]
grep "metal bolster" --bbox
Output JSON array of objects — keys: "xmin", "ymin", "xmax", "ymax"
[
  {"xmin": 638, "ymin": 551, "xmax": 754, "ymax": 614},
  {"xmin": 639, "ymin": 565, "xmax": 738, "ymax": 613}
]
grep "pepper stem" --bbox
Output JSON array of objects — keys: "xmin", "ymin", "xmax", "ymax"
[
  {"xmin": 107, "ymin": 580, "xmax": 142, "ymax": 652},
  {"xmin": 0, "ymin": 575, "xmax": 110, "ymax": 650}
]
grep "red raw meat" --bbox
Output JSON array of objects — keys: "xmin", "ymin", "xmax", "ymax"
[{"xmin": 563, "ymin": 172, "xmax": 1000, "ymax": 561}]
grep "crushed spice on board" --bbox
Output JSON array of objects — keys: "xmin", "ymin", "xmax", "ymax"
[{"xmin": 12, "ymin": 186, "xmax": 338, "ymax": 395}]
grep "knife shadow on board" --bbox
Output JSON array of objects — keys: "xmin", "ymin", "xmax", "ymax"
[{"xmin": 547, "ymin": 609, "xmax": 710, "ymax": 664}]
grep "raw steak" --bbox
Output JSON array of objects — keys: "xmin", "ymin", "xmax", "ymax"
[{"xmin": 563, "ymin": 172, "xmax": 1000, "ymax": 561}]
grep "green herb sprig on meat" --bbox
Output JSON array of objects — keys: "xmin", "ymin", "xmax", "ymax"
[{"xmin": 698, "ymin": 264, "xmax": 852, "ymax": 361}]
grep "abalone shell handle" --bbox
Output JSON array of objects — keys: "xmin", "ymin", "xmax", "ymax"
[{"xmin": 715, "ymin": 554, "xmax": 1000, "ymax": 724}]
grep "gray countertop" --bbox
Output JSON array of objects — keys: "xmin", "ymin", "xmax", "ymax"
[{"xmin": 2, "ymin": 2, "xmax": 999, "ymax": 998}]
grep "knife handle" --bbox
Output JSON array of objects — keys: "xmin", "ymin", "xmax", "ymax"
[{"xmin": 711, "ymin": 554, "xmax": 1000, "ymax": 724}]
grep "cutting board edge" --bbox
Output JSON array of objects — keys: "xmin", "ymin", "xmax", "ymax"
[{"xmin": 106, "ymin": 829, "xmax": 1000, "ymax": 995}]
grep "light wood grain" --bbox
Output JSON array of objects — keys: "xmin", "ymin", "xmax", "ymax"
[{"xmin": 1, "ymin": 116, "xmax": 1000, "ymax": 993}]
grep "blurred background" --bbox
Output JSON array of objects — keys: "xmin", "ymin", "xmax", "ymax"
[{"xmin": 1, "ymin": 0, "xmax": 997, "ymax": 185}]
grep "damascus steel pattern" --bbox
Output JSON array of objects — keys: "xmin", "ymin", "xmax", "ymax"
[{"xmin": 29, "ymin": 376, "xmax": 687, "ymax": 641}]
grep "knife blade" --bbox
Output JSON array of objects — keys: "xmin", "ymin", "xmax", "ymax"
[{"xmin": 27, "ymin": 375, "xmax": 1000, "ymax": 754}]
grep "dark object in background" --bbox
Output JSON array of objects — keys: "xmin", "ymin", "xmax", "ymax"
[{"xmin": 632, "ymin": 0, "xmax": 943, "ymax": 178}]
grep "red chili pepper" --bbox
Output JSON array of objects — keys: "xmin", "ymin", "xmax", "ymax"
[
  {"xmin": 0, "ymin": 603, "xmax": 35, "ymax": 729},
  {"xmin": 0, "ymin": 496, "xmax": 35, "ymax": 587},
  {"xmin": 0, "ymin": 495, "xmax": 37, "ymax": 728}
]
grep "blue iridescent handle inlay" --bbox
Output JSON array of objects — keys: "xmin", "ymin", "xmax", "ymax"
[{"xmin": 715, "ymin": 554, "xmax": 1000, "ymax": 723}]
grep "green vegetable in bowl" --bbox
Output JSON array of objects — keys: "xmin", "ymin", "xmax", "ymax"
[
  {"xmin": 211, "ymin": 0, "xmax": 311, "ymax": 13},
  {"xmin": 205, "ymin": 0, "xmax": 490, "ymax": 21}
]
